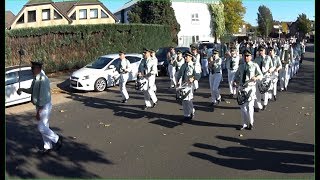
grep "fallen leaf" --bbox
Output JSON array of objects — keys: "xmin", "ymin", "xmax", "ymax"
[
  {"xmin": 296, "ymin": 124, "xmax": 298, "ymax": 126},
  {"xmin": 109, "ymin": 142, "xmax": 112, "ymax": 144},
  {"xmin": 301, "ymin": 107, "xmax": 305, "ymax": 109},
  {"xmin": 271, "ymin": 123, "xmax": 275, "ymax": 125},
  {"xmin": 239, "ymin": 134, "xmax": 243, "ymax": 137},
  {"xmin": 163, "ymin": 133, "xmax": 167, "ymax": 136},
  {"xmin": 104, "ymin": 124, "xmax": 111, "ymax": 127},
  {"xmin": 139, "ymin": 145, "xmax": 144, "ymax": 148},
  {"xmin": 179, "ymin": 132, "xmax": 184, "ymax": 135},
  {"xmin": 305, "ymin": 113, "xmax": 310, "ymax": 116},
  {"xmin": 299, "ymin": 112, "xmax": 302, "ymax": 114},
  {"xmin": 86, "ymin": 125, "xmax": 90, "ymax": 128},
  {"xmin": 72, "ymin": 136, "xmax": 77, "ymax": 139},
  {"xmin": 221, "ymin": 113, "xmax": 225, "ymax": 116},
  {"xmin": 60, "ymin": 110, "xmax": 65, "ymax": 113},
  {"xmin": 226, "ymin": 101, "xmax": 230, "ymax": 104},
  {"xmin": 99, "ymin": 122, "xmax": 104, "ymax": 125}
]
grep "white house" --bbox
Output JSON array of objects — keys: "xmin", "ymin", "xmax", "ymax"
[{"xmin": 113, "ymin": 0, "xmax": 218, "ymax": 47}]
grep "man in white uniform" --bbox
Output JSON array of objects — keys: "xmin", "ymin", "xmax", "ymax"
[
  {"xmin": 191, "ymin": 46, "xmax": 201, "ymax": 91},
  {"xmin": 116, "ymin": 51, "xmax": 131, "ymax": 103},
  {"xmin": 234, "ymin": 49, "xmax": 263, "ymax": 130},
  {"xmin": 176, "ymin": 51, "xmax": 200, "ymax": 121},
  {"xmin": 17, "ymin": 61, "xmax": 63, "ymax": 155},
  {"xmin": 167, "ymin": 47, "xmax": 177, "ymax": 88},
  {"xmin": 174, "ymin": 50, "xmax": 185, "ymax": 87},
  {"xmin": 225, "ymin": 47, "xmax": 240, "ymax": 98},
  {"xmin": 269, "ymin": 47, "xmax": 282, "ymax": 101},
  {"xmin": 138, "ymin": 48, "xmax": 158, "ymax": 110},
  {"xmin": 150, "ymin": 49, "xmax": 158, "ymax": 92},
  {"xmin": 200, "ymin": 45, "xmax": 209, "ymax": 77},
  {"xmin": 208, "ymin": 49, "xmax": 222, "ymax": 110}
]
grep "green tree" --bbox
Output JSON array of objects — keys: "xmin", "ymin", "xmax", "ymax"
[
  {"xmin": 128, "ymin": 0, "xmax": 180, "ymax": 45},
  {"xmin": 281, "ymin": 22, "xmax": 288, "ymax": 34},
  {"xmin": 221, "ymin": 0, "xmax": 246, "ymax": 34},
  {"xmin": 208, "ymin": 2, "xmax": 226, "ymax": 43},
  {"xmin": 257, "ymin": 5, "xmax": 274, "ymax": 38},
  {"xmin": 296, "ymin": 13, "xmax": 312, "ymax": 37}
]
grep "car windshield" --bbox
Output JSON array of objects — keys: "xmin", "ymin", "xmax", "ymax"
[
  {"xmin": 175, "ymin": 47, "xmax": 189, "ymax": 54},
  {"xmin": 199, "ymin": 43, "xmax": 214, "ymax": 50},
  {"xmin": 86, "ymin": 57, "xmax": 113, "ymax": 69},
  {"xmin": 156, "ymin": 48, "xmax": 169, "ymax": 61}
]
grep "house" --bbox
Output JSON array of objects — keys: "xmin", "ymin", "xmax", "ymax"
[
  {"xmin": 7, "ymin": 0, "xmax": 118, "ymax": 30},
  {"xmin": 114, "ymin": 0, "xmax": 218, "ymax": 47},
  {"xmin": 5, "ymin": 11, "xmax": 15, "ymax": 30}
]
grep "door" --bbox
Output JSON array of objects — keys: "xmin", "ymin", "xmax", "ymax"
[
  {"xmin": 5, "ymin": 71, "xmax": 19, "ymax": 105},
  {"xmin": 18, "ymin": 69, "xmax": 34, "ymax": 100},
  {"xmin": 105, "ymin": 58, "xmax": 121, "ymax": 87},
  {"xmin": 126, "ymin": 56, "xmax": 142, "ymax": 81}
]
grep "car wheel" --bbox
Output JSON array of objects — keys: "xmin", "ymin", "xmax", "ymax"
[{"xmin": 94, "ymin": 78, "xmax": 107, "ymax": 92}]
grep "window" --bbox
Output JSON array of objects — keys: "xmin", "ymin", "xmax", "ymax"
[
  {"xmin": 17, "ymin": 14, "xmax": 24, "ymax": 24},
  {"xmin": 70, "ymin": 11, "xmax": 76, "ymax": 20},
  {"xmin": 192, "ymin": 35, "xmax": 199, "ymax": 43},
  {"xmin": 5, "ymin": 72, "xmax": 18, "ymax": 86},
  {"xmin": 101, "ymin": 10, "xmax": 109, "ymax": 18},
  {"xmin": 28, "ymin": 10, "xmax": 36, "ymax": 22},
  {"xmin": 79, "ymin": 9, "xmax": 87, "ymax": 19},
  {"xmin": 42, "ymin": 9, "xmax": 50, "ymax": 20},
  {"xmin": 90, "ymin": 9, "xmax": 98, "ymax": 19},
  {"xmin": 19, "ymin": 70, "xmax": 34, "ymax": 82},
  {"xmin": 110, "ymin": 58, "xmax": 120, "ymax": 66},
  {"xmin": 126, "ymin": 56, "xmax": 141, "ymax": 63},
  {"xmin": 191, "ymin": 13, "xmax": 199, "ymax": 24},
  {"xmin": 54, "ymin": 10, "xmax": 62, "ymax": 19}
]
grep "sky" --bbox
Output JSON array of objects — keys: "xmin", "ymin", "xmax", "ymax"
[{"xmin": 5, "ymin": 0, "xmax": 315, "ymax": 26}]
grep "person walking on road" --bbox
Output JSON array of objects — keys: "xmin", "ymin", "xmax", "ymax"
[
  {"xmin": 176, "ymin": 51, "xmax": 200, "ymax": 121},
  {"xmin": 167, "ymin": 47, "xmax": 177, "ymax": 88},
  {"xmin": 208, "ymin": 49, "xmax": 223, "ymax": 110},
  {"xmin": 191, "ymin": 46, "xmax": 201, "ymax": 91},
  {"xmin": 17, "ymin": 60, "xmax": 63, "ymax": 155},
  {"xmin": 200, "ymin": 45, "xmax": 209, "ymax": 77},
  {"xmin": 234, "ymin": 49, "xmax": 263, "ymax": 130},
  {"xmin": 116, "ymin": 51, "xmax": 131, "ymax": 103},
  {"xmin": 174, "ymin": 49, "xmax": 185, "ymax": 87},
  {"xmin": 226, "ymin": 46, "xmax": 240, "ymax": 98},
  {"xmin": 138, "ymin": 48, "xmax": 158, "ymax": 110},
  {"xmin": 269, "ymin": 47, "xmax": 282, "ymax": 101},
  {"xmin": 150, "ymin": 49, "xmax": 158, "ymax": 92}
]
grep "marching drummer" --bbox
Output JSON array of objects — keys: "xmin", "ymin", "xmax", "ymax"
[
  {"xmin": 234, "ymin": 49, "xmax": 263, "ymax": 130},
  {"xmin": 176, "ymin": 51, "xmax": 201, "ymax": 122}
]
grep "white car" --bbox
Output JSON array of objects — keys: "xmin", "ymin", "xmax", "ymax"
[
  {"xmin": 70, "ymin": 53, "xmax": 143, "ymax": 91},
  {"xmin": 5, "ymin": 66, "xmax": 35, "ymax": 107}
]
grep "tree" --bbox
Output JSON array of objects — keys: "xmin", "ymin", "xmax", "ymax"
[
  {"xmin": 296, "ymin": 13, "xmax": 312, "ymax": 37},
  {"xmin": 221, "ymin": 0, "xmax": 246, "ymax": 34},
  {"xmin": 208, "ymin": 2, "xmax": 226, "ymax": 43},
  {"xmin": 281, "ymin": 22, "xmax": 288, "ymax": 34},
  {"xmin": 257, "ymin": 5, "xmax": 274, "ymax": 38},
  {"xmin": 127, "ymin": 0, "xmax": 180, "ymax": 45}
]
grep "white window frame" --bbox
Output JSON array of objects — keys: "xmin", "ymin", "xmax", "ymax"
[
  {"xmin": 79, "ymin": 9, "xmax": 87, "ymax": 19},
  {"xmin": 42, "ymin": 9, "xmax": 50, "ymax": 21},
  {"xmin": 54, "ymin": 10, "xmax": 62, "ymax": 19},
  {"xmin": 90, "ymin": 9, "xmax": 98, "ymax": 19}
]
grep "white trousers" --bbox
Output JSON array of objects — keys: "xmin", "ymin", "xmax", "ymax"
[
  {"xmin": 271, "ymin": 72, "xmax": 279, "ymax": 96},
  {"xmin": 240, "ymin": 100, "xmax": 255, "ymax": 127},
  {"xmin": 120, "ymin": 73, "xmax": 129, "ymax": 100},
  {"xmin": 227, "ymin": 69, "xmax": 237, "ymax": 95},
  {"xmin": 143, "ymin": 75, "xmax": 158, "ymax": 107},
  {"xmin": 193, "ymin": 80, "xmax": 199, "ymax": 90},
  {"xmin": 175, "ymin": 73, "xmax": 182, "ymax": 87},
  {"xmin": 209, "ymin": 73, "xmax": 222, "ymax": 103},
  {"xmin": 254, "ymin": 81, "xmax": 263, "ymax": 109},
  {"xmin": 279, "ymin": 64, "xmax": 290, "ymax": 90},
  {"xmin": 168, "ymin": 65, "xmax": 176, "ymax": 87},
  {"xmin": 294, "ymin": 60, "xmax": 299, "ymax": 74},
  {"xmin": 182, "ymin": 100, "xmax": 195, "ymax": 117},
  {"xmin": 201, "ymin": 58, "xmax": 209, "ymax": 77},
  {"xmin": 37, "ymin": 103, "xmax": 59, "ymax": 150}
]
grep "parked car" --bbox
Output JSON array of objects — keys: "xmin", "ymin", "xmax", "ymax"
[
  {"xmin": 70, "ymin": 53, "xmax": 143, "ymax": 92},
  {"xmin": 5, "ymin": 66, "xmax": 42, "ymax": 107},
  {"xmin": 156, "ymin": 47, "xmax": 190, "ymax": 76}
]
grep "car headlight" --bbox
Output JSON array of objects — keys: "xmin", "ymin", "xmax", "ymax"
[{"xmin": 83, "ymin": 75, "xmax": 90, "ymax": 80}]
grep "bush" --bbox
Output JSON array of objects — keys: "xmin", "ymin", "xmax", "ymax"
[{"xmin": 5, "ymin": 24, "xmax": 174, "ymax": 73}]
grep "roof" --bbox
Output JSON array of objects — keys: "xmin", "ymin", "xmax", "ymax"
[
  {"xmin": 114, "ymin": 0, "xmax": 138, "ymax": 14},
  {"xmin": 26, "ymin": 0, "xmax": 52, "ymax": 5},
  {"xmin": 54, "ymin": 1, "xmax": 76, "ymax": 16},
  {"xmin": 5, "ymin": 11, "xmax": 15, "ymax": 29}
]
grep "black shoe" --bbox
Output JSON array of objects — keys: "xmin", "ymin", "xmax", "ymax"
[
  {"xmin": 54, "ymin": 136, "xmax": 63, "ymax": 151},
  {"xmin": 143, "ymin": 106, "xmax": 149, "ymax": 110},
  {"xmin": 38, "ymin": 148, "xmax": 51, "ymax": 155},
  {"xmin": 183, "ymin": 116, "xmax": 191, "ymax": 121},
  {"xmin": 273, "ymin": 95, "xmax": 277, "ymax": 101},
  {"xmin": 209, "ymin": 102, "xmax": 214, "ymax": 107},
  {"xmin": 284, "ymin": 87, "xmax": 287, "ymax": 91},
  {"xmin": 194, "ymin": 89, "xmax": 197, "ymax": 92},
  {"xmin": 254, "ymin": 108, "xmax": 260, "ymax": 112},
  {"xmin": 121, "ymin": 99, "xmax": 128, "ymax": 103},
  {"xmin": 262, "ymin": 105, "xmax": 266, "ymax": 111},
  {"xmin": 247, "ymin": 124, "xmax": 254, "ymax": 130},
  {"xmin": 152, "ymin": 102, "xmax": 157, "ymax": 108},
  {"xmin": 190, "ymin": 113, "xmax": 194, "ymax": 120}
]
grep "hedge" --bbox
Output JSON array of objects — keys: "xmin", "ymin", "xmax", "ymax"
[{"xmin": 5, "ymin": 23, "xmax": 175, "ymax": 73}]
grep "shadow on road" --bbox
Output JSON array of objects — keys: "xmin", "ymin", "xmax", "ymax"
[
  {"xmin": 6, "ymin": 113, "xmax": 113, "ymax": 178},
  {"xmin": 189, "ymin": 135, "xmax": 314, "ymax": 173}
]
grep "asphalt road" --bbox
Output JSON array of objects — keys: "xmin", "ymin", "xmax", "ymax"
[{"xmin": 5, "ymin": 44, "xmax": 315, "ymax": 178}]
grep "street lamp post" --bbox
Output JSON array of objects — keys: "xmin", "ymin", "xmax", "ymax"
[{"xmin": 278, "ymin": 22, "xmax": 281, "ymax": 40}]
